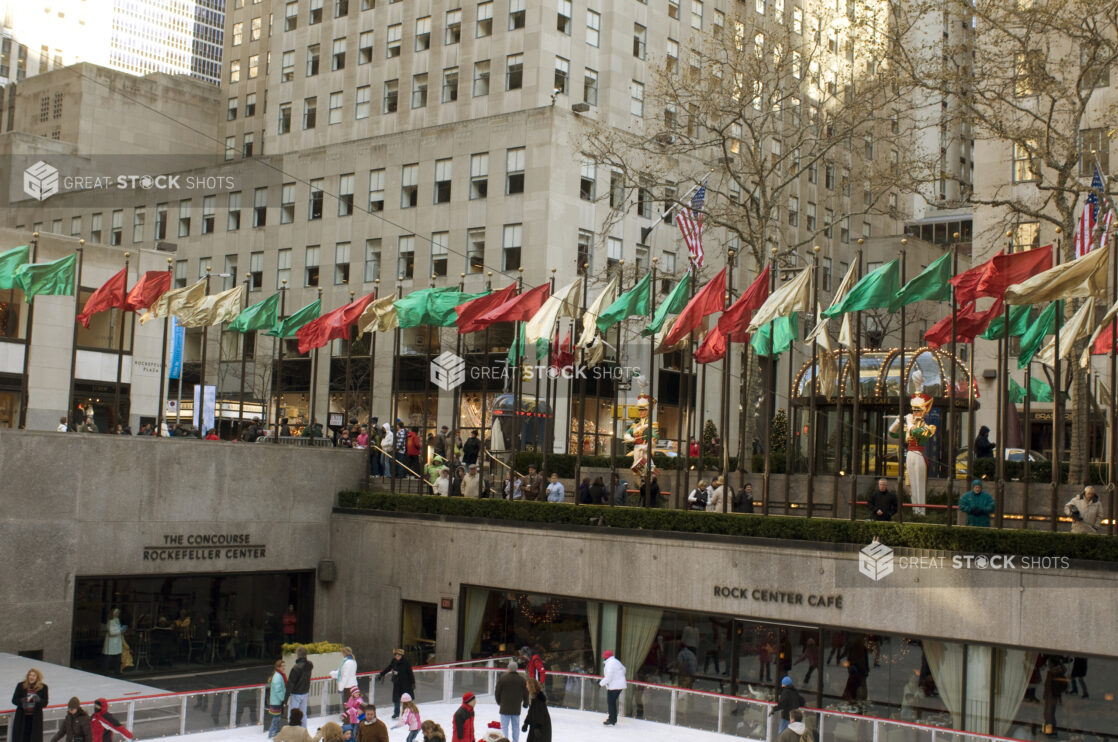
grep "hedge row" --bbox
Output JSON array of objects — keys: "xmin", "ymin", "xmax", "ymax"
[
  {"xmin": 335, "ymin": 491, "xmax": 1118, "ymax": 563},
  {"xmin": 510, "ymin": 452, "xmax": 740, "ymax": 477}
]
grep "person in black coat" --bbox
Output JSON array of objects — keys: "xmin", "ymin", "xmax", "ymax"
[
  {"xmin": 11, "ymin": 668, "xmax": 48, "ymax": 742},
  {"xmin": 521, "ymin": 678, "xmax": 551, "ymax": 742},
  {"xmin": 974, "ymin": 426, "xmax": 995, "ymax": 459},
  {"xmin": 868, "ymin": 479, "xmax": 899, "ymax": 522},
  {"xmin": 734, "ymin": 483, "xmax": 756, "ymax": 513},
  {"xmin": 377, "ymin": 649, "xmax": 416, "ymax": 720},
  {"xmin": 588, "ymin": 477, "xmax": 608, "ymax": 505},
  {"xmin": 641, "ymin": 475, "xmax": 661, "ymax": 508}
]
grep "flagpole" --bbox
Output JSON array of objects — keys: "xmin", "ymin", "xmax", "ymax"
[
  {"xmin": 996, "ymin": 231, "xmax": 1013, "ymax": 528},
  {"xmin": 1050, "ymin": 228, "xmax": 1062, "ymax": 531},
  {"xmin": 1023, "ymin": 355, "xmax": 1033, "ymax": 526},
  {"xmin": 609, "ymin": 261, "xmax": 625, "ymax": 497},
  {"xmin": 674, "ymin": 263, "xmax": 689, "ymax": 510},
  {"xmin": 682, "ymin": 264, "xmax": 697, "ymax": 510},
  {"xmin": 238, "ymin": 273, "xmax": 251, "ymax": 430},
  {"xmin": 784, "ymin": 307, "xmax": 794, "ymax": 509},
  {"xmin": 423, "ymin": 278, "xmax": 434, "ymax": 488},
  {"xmin": 370, "ymin": 279, "xmax": 380, "ymax": 450},
  {"xmin": 274, "ymin": 280, "xmax": 287, "ymax": 441},
  {"xmin": 310, "ymin": 287, "xmax": 322, "ymax": 434},
  {"xmin": 512, "ymin": 268, "xmax": 525, "ymax": 474},
  {"xmin": 574, "ymin": 264, "xmax": 590, "ymax": 492},
  {"xmin": 720, "ymin": 250, "xmax": 734, "ymax": 511},
  {"xmin": 542, "ymin": 268, "xmax": 557, "ymax": 477},
  {"xmin": 480, "ymin": 272, "xmax": 493, "ymax": 491},
  {"xmin": 452, "ymin": 273, "xmax": 466, "ymax": 469},
  {"xmin": 113, "ymin": 252, "xmax": 131, "ymax": 429},
  {"xmin": 762, "ymin": 247, "xmax": 777, "ymax": 516},
  {"xmin": 644, "ymin": 258, "xmax": 660, "ymax": 508},
  {"xmin": 1110, "ymin": 228, "xmax": 1117, "ymax": 535},
  {"xmin": 199, "ymin": 266, "xmax": 212, "ymax": 425},
  {"xmin": 390, "ymin": 278, "xmax": 403, "ymax": 493},
  {"xmin": 947, "ymin": 234, "xmax": 959, "ymax": 527},
  {"xmin": 849, "ymin": 242, "xmax": 863, "ymax": 521},
  {"xmin": 157, "ymin": 257, "xmax": 172, "ymax": 437},
  {"xmin": 344, "ymin": 289, "xmax": 355, "ymax": 426},
  {"xmin": 738, "ymin": 340, "xmax": 750, "ymax": 497},
  {"xmin": 17, "ymin": 232, "xmax": 40, "ymax": 429},
  {"xmin": 897, "ymin": 240, "xmax": 908, "ymax": 522},
  {"xmin": 806, "ymin": 245, "xmax": 819, "ymax": 517},
  {"xmin": 67, "ymin": 245, "xmax": 85, "ymax": 432}
]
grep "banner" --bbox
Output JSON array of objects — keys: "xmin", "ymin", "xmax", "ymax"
[
  {"xmin": 193, "ymin": 384, "xmax": 216, "ymax": 434},
  {"xmin": 169, "ymin": 316, "xmax": 185, "ymax": 380}
]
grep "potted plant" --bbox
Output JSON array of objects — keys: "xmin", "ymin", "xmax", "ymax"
[{"xmin": 281, "ymin": 641, "xmax": 345, "ymax": 678}]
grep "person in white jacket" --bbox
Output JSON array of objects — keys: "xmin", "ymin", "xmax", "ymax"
[
  {"xmin": 707, "ymin": 477, "xmax": 725, "ymax": 512},
  {"xmin": 381, "ymin": 423, "xmax": 395, "ymax": 477},
  {"xmin": 330, "ymin": 647, "xmax": 359, "ymax": 707},
  {"xmin": 599, "ymin": 650, "xmax": 627, "ymax": 726}
]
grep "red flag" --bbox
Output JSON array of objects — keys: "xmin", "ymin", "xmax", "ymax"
[
  {"xmin": 296, "ymin": 292, "xmax": 376, "ymax": 354},
  {"xmin": 125, "ymin": 270, "xmax": 172, "ymax": 312},
  {"xmin": 476, "ymin": 283, "xmax": 550, "ymax": 325},
  {"xmin": 949, "ymin": 250, "xmax": 1001, "ymax": 305},
  {"xmin": 455, "ymin": 283, "xmax": 518, "ymax": 334},
  {"xmin": 719, "ymin": 265, "xmax": 771, "ymax": 343},
  {"xmin": 1091, "ymin": 319, "xmax": 1117, "ymax": 355},
  {"xmin": 77, "ymin": 268, "xmax": 128, "ymax": 328},
  {"xmin": 974, "ymin": 244, "xmax": 1052, "ymax": 298},
  {"xmin": 663, "ymin": 268, "xmax": 727, "ymax": 348},
  {"xmin": 551, "ymin": 329, "xmax": 575, "ymax": 369},
  {"xmin": 924, "ymin": 299, "xmax": 1003, "ymax": 348},
  {"xmin": 694, "ymin": 322, "xmax": 728, "ymax": 363}
]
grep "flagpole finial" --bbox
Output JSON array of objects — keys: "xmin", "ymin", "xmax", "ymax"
[
  {"xmin": 166, "ymin": 257, "xmax": 172, "ymax": 266},
  {"xmin": 33, "ymin": 232, "xmax": 39, "ymax": 239},
  {"xmin": 900, "ymin": 239, "xmax": 907, "ymax": 248},
  {"xmin": 953, "ymin": 232, "xmax": 960, "ymax": 240},
  {"xmin": 1055, "ymin": 226, "xmax": 1062, "ymax": 233},
  {"xmin": 282, "ymin": 279, "xmax": 288, "ymax": 286},
  {"xmin": 206, "ymin": 265, "xmax": 212, "ymax": 273},
  {"xmin": 350, "ymin": 290, "xmax": 356, "ymax": 298},
  {"xmin": 652, "ymin": 257, "xmax": 659, "ymax": 264},
  {"xmin": 813, "ymin": 245, "xmax": 820, "ymax": 254},
  {"xmin": 460, "ymin": 272, "xmax": 466, "ymax": 279},
  {"xmin": 374, "ymin": 278, "xmax": 380, "ymax": 285},
  {"xmin": 857, "ymin": 238, "xmax": 864, "ymax": 246},
  {"xmin": 124, "ymin": 252, "xmax": 131, "ymax": 259},
  {"xmin": 487, "ymin": 271, "xmax": 493, "ymax": 277}
]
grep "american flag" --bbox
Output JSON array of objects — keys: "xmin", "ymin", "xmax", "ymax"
[
  {"xmin": 1075, "ymin": 166, "xmax": 1114, "ymax": 258},
  {"xmin": 678, "ymin": 181, "xmax": 707, "ymax": 267}
]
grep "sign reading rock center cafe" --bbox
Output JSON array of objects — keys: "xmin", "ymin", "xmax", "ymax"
[
  {"xmin": 713, "ymin": 585, "xmax": 844, "ymax": 609},
  {"xmin": 143, "ymin": 533, "xmax": 266, "ymax": 561}
]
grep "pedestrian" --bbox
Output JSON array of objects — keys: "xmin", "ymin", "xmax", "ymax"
[
  {"xmin": 338, "ymin": 429, "xmax": 353, "ymax": 448},
  {"xmin": 641, "ymin": 475, "xmax": 660, "ymax": 508},
  {"xmin": 395, "ymin": 421, "xmax": 409, "ymax": 477},
  {"xmin": 280, "ymin": 418, "xmax": 292, "ymax": 436},
  {"xmin": 519, "ymin": 646, "xmax": 546, "ymax": 685},
  {"xmin": 342, "ymin": 689, "xmax": 364, "ymax": 737},
  {"xmin": 311, "ymin": 721, "xmax": 345, "ymax": 742},
  {"xmin": 869, "ymin": 479, "xmax": 898, "ymax": 522},
  {"xmin": 974, "ymin": 426, "xmax": 995, "ymax": 459},
  {"xmin": 577, "ymin": 477, "xmax": 592, "ymax": 504},
  {"xmin": 91, "ymin": 697, "xmax": 133, "ymax": 742},
  {"xmin": 451, "ymin": 692, "xmax": 476, "ymax": 742},
  {"xmin": 450, "ymin": 465, "xmax": 465, "ymax": 497},
  {"xmin": 675, "ymin": 644, "xmax": 697, "ymax": 689},
  {"xmin": 330, "ymin": 647, "xmax": 359, "ymax": 707},
  {"xmin": 545, "ymin": 473, "xmax": 565, "ymax": 503},
  {"xmin": 1065, "ymin": 486, "xmax": 1103, "ymax": 534},
  {"xmin": 777, "ymin": 709, "xmax": 815, "ymax": 742},
  {"xmin": 266, "ymin": 658, "xmax": 289, "ymax": 739},
  {"xmin": 1043, "ymin": 656, "xmax": 1068, "ymax": 736},
  {"xmin": 589, "ymin": 477, "xmax": 607, "ymax": 505},
  {"xmin": 434, "ymin": 467, "xmax": 451, "ymax": 496},
  {"xmin": 523, "ymin": 465, "xmax": 544, "ymax": 501},
  {"xmin": 495, "ymin": 659, "xmax": 529, "ymax": 742},
  {"xmin": 406, "ymin": 427, "xmax": 423, "ymax": 474},
  {"xmin": 356, "ymin": 704, "xmax": 389, "ymax": 742},
  {"xmin": 11, "ymin": 668, "xmax": 48, "ymax": 742},
  {"xmin": 734, "ymin": 482, "xmax": 755, "ymax": 513},
  {"xmin": 286, "ymin": 646, "xmax": 313, "ymax": 727},
  {"xmin": 463, "ymin": 430, "xmax": 481, "ymax": 466},
  {"xmin": 49, "ymin": 698, "xmax": 92, "ymax": 742},
  {"xmin": 599, "ymin": 650, "xmax": 627, "ymax": 726},
  {"xmin": 771, "ymin": 676, "xmax": 805, "ymax": 733},
  {"xmin": 101, "ymin": 608, "xmax": 125, "ymax": 675},
  {"xmin": 57, "ymin": 417, "xmax": 68, "ymax": 432},
  {"xmin": 463, "ymin": 464, "xmax": 482, "ymax": 498},
  {"xmin": 959, "ymin": 479, "xmax": 995, "ymax": 527},
  {"xmin": 707, "ymin": 476, "xmax": 725, "ymax": 512},
  {"xmin": 420, "ymin": 720, "xmax": 446, "ymax": 742},
  {"xmin": 688, "ymin": 437, "xmax": 700, "ymax": 458},
  {"xmin": 274, "ymin": 709, "xmax": 313, "ymax": 742},
  {"xmin": 793, "ymin": 638, "xmax": 820, "ymax": 685},
  {"xmin": 611, "ymin": 473, "xmax": 629, "ymax": 506},
  {"xmin": 430, "ymin": 430, "xmax": 446, "ymax": 459},
  {"xmin": 377, "ymin": 648, "xmax": 415, "ymax": 720},
  {"xmin": 505, "ymin": 472, "xmax": 523, "ymax": 500},
  {"xmin": 521, "ymin": 678, "xmax": 551, "ymax": 742},
  {"xmin": 687, "ymin": 480, "xmax": 709, "ymax": 511},
  {"xmin": 391, "ymin": 693, "xmax": 421, "ymax": 742}
]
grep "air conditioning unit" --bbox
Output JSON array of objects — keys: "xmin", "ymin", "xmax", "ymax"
[
  {"xmin": 572, "ymin": 102, "xmax": 590, "ymax": 113},
  {"xmin": 655, "ymin": 133, "xmax": 676, "ymax": 145}
]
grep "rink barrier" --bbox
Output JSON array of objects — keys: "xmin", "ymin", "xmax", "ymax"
[{"xmin": 0, "ymin": 658, "xmax": 1023, "ymax": 742}]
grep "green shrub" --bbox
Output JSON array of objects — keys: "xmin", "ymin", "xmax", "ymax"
[
  {"xmin": 336, "ymin": 491, "xmax": 1118, "ymax": 563},
  {"xmin": 281, "ymin": 641, "xmax": 344, "ymax": 655},
  {"xmin": 506, "ymin": 452, "xmax": 737, "ymax": 476}
]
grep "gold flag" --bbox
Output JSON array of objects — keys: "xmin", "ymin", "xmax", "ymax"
[
  {"xmin": 577, "ymin": 278, "xmax": 617, "ymax": 349},
  {"xmin": 747, "ymin": 266, "xmax": 812, "ymax": 332},
  {"xmin": 176, "ymin": 285, "xmax": 244, "ymax": 328},
  {"xmin": 139, "ymin": 279, "xmax": 205, "ymax": 325},
  {"xmin": 356, "ymin": 295, "xmax": 398, "ymax": 338},
  {"xmin": 1005, "ymin": 244, "xmax": 1109, "ymax": 305},
  {"xmin": 525, "ymin": 278, "xmax": 582, "ymax": 345},
  {"xmin": 1038, "ymin": 300, "xmax": 1094, "ymax": 368}
]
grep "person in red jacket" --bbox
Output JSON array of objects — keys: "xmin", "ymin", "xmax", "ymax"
[
  {"xmin": 91, "ymin": 698, "xmax": 133, "ymax": 742},
  {"xmin": 451, "ymin": 692, "xmax": 475, "ymax": 742},
  {"xmin": 519, "ymin": 646, "xmax": 546, "ymax": 685}
]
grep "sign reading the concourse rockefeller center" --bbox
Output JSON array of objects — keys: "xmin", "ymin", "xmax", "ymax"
[{"xmin": 143, "ymin": 533, "xmax": 266, "ymax": 562}]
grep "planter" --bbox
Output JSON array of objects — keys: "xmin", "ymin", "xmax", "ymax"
[{"xmin": 281, "ymin": 651, "xmax": 344, "ymax": 680}]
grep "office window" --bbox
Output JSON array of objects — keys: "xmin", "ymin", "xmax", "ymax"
[
  {"xmin": 586, "ymin": 10, "xmax": 600, "ymax": 46},
  {"xmin": 305, "ymin": 245, "xmax": 321, "ymax": 287},
  {"xmin": 358, "ymin": 31, "xmax": 373, "ymax": 64},
  {"xmin": 355, "ymin": 86, "xmax": 371, "ymax": 119},
  {"xmin": 580, "ymin": 161, "xmax": 596, "ymax": 201},
  {"xmin": 277, "ymin": 249, "xmax": 292, "ymax": 288},
  {"xmin": 401, "ymin": 164, "xmax": 419, "ymax": 207},
  {"xmin": 1080, "ymin": 128, "xmax": 1109, "ymax": 175},
  {"xmin": 477, "ymin": 2, "xmax": 493, "ymax": 36},
  {"xmin": 384, "ymin": 79, "xmax": 399, "ymax": 112},
  {"xmin": 825, "ymin": 164, "xmax": 835, "ymax": 189},
  {"xmin": 431, "ymin": 232, "xmax": 449, "ymax": 276},
  {"xmin": 714, "ymin": 8, "xmax": 724, "ymax": 33},
  {"xmin": 577, "ymin": 230, "xmax": 593, "ymax": 274},
  {"xmin": 668, "ymin": 0, "xmax": 679, "ymax": 19},
  {"xmin": 227, "ymin": 96, "xmax": 238, "ymax": 121},
  {"xmin": 691, "ymin": 0, "xmax": 702, "ymax": 28},
  {"xmin": 90, "ymin": 213, "xmax": 103, "ymax": 244},
  {"xmin": 554, "ymin": 57, "xmax": 569, "ymax": 94},
  {"xmin": 387, "ymin": 24, "xmax": 402, "ymax": 57},
  {"xmin": 662, "ymin": 251, "xmax": 677, "ymax": 273},
  {"xmin": 1013, "ymin": 141, "xmax": 1039, "ymax": 182},
  {"xmin": 584, "ymin": 68, "xmax": 598, "ymax": 105},
  {"xmin": 822, "ymin": 256, "xmax": 832, "ymax": 291},
  {"xmin": 412, "ymin": 74, "xmax": 429, "ymax": 108},
  {"xmin": 306, "ymin": 44, "xmax": 320, "ymax": 76},
  {"xmin": 250, "ymin": 252, "xmax": 263, "ymax": 290},
  {"xmin": 339, "ymin": 174, "xmax": 355, "ymax": 216},
  {"xmin": 227, "ymin": 193, "xmax": 242, "ymax": 231},
  {"xmin": 281, "ymin": 51, "xmax": 294, "ymax": 82},
  {"xmin": 473, "ymin": 60, "xmax": 490, "ymax": 96},
  {"xmin": 502, "ymin": 224, "xmax": 522, "ymax": 271},
  {"xmin": 788, "ymin": 196, "xmax": 799, "ymax": 226},
  {"xmin": 336, "ymin": 0, "xmax": 349, "ymax": 16},
  {"xmin": 364, "ymin": 239, "xmax": 382, "ymax": 283},
  {"xmin": 229, "ymin": 60, "xmax": 241, "ymax": 83},
  {"xmin": 610, "ymin": 169, "xmax": 624, "ymax": 208},
  {"xmin": 1014, "ymin": 222, "xmax": 1040, "ymax": 250},
  {"xmin": 558, "ymin": 0, "xmax": 571, "ymax": 33},
  {"xmin": 446, "ymin": 10, "xmax": 462, "ymax": 43},
  {"xmin": 329, "ymin": 91, "xmax": 343, "ymax": 123},
  {"xmin": 509, "ymin": 0, "xmax": 525, "ymax": 29},
  {"xmin": 607, "ymin": 237, "xmax": 622, "ymax": 270},
  {"xmin": 201, "ymin": 196, "xmax": 216, "ymax": 234},
  {"xmin": 285, "ymin": 1, "xmax": 298, "ymax": 31},
  {"xmin": 310, "ymin": 0, "xmax": 323, "ymax": 23},
  {"xmin": 630, "ymin": 80, "xmax": 644, "ymax": 116},
  {"xmin": 467, "ymin": 229, "xmax": 486, "ymax": 272},
  {"xmin": 251, "ymin": 16, "xmax": 262, "ymax": 40},
  {"xmin": 332, "ymin": 38, "xmax": 346, "ymax": 70},
  {"xmin": 839, "ymin": 217, "xmax": 849, "ymax": 243},
  {"xmin": 177, "ymin": 201, "xmax": 191, "ymax": 238},
  {"xmin": 666, "ymin": 39, "xmax": 679, "ymax": 73},
  {"xmin": 416, "ymin": 16, "xmax": 431, "ymax": 50},
  {"xmin": 174, "ymin": 260, "xmax": 188, "ymax": 289},
  {"xmin": 224, "ymin": 255, "xmax": 238, "ymax": 290},
  {"xmin": 824, "ymin": 208, "xmax": 833, "ymax": 238},
  {"xmin": 792, "ymin": 6, "xmax": 802, "ymax": 33},
  {"xmin": 243, "ymin": 132, "xmax": 255, "ymax": 157},
  {"xmin": 245, "ymin": 93, "xmax": 257, "ymax": 117},
  {"xmin": 335, "ymin": 242, "xmax": 351, "ymax": 284},
  {"xmin": 132, "ymin": 207, "xmax": 145, "ymax": 243},
  {"xmin": 443, "ymin": 67, "xmax": 459, "ymax": 102},
  {"xmin": 398, "ymin": 236, "xmax": 415, "ymax": 279},
  {"xmin": 468, "ymin": 153, "xmax": 490, "ymax": 199},
  {"xmin": 281, "ymin": 183, "xmax": 297, "ymax": 223},
  {"xmin": 70, "ymin": 216, "xmax": 82, "ymax": 238},
  {"xmin": 806, "ymin": 202, "xmax": 816, "ymax": 230},
  {"xmin": 233, "ymin": 22, "xmax": 244, "ymax": 46},
  {"xmin": 506, "ymin": 148, "xmax": 525, "ymax": 194},
  {"xmin": 633, "ymin": 23, "xmax": 646, "ymax": 59},
  {"xmin": 506, "ymin": 54, "xmax": 523, "ymax": 90},
  {"xmin": 309, "ymin": 178, "xmax": 324, "ymax": 220},
  {"xmin": 253, "ymin": 187, "xmax": 268, "ymax": 227},
  {"xmin": 303, "ymin": 96, "xmax": 317, "ymax": 128},
  {"xmin": 637, "ymin": 186, "xmax": 652, "ymax": 219},
  {"xmin": 369, "ymin": 169, "xmax": 385, "ymax": 211},
  {"xmin": 434, "ymin": 159, "xmax": 453, "ymax": 203}
]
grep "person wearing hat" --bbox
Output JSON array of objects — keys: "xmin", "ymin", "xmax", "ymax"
[
  {"xmin": 888, "ymin": 393, "xmax": 937, "ymax": 516},
  {"xmin": 91, "ymin": 698, "xmax": 133, "ymax": 742},
  {"xmin": 451, "ymin": 692, "xmax": 476, "ymax": 742},
  {"xmin": 390, "ymin": 694, "xmax": 420, "ymax": 742},
  {"xmin": 49, "ymin": 698, "xmax": 92, "ymax": 742},
  {"xmin": 377, "ymin": 648, "xmax": 415, "ymax": 720},
  {"xmin": 495, "ymin": 659, "xmax": 529, "ymax": 742},
  {"xmin": 463, "ymin": 464, "xmax": 482, "ymax": 498},
  {"xmin": 770, "ymin": 676, "xmax": 805, "ymax": 734},
  {"xmin": 598, "ymin": 650, "xmax": 627, "ymax": 726},
  {"xmin": 959, "ymin": 479, "xmax": 995, "ymax": 527}
]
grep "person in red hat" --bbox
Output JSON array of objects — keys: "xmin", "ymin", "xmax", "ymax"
[
  {"xmin": 91, "ymin": 698, "xmax": 133, "ymax": 742},
  {"xmin": 451, "ymin": 692, "xmax": 475, "ymax": 742},
  {"xmin": 598, "ymin": 651, "xmax": 627, "ymax": 726}
]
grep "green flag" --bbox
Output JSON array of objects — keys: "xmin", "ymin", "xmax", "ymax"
[
  {"xmin": 1009, "ymin": 377, "xmax": 1055, "ymax": 403},
  {"xmin": 888, "ymin": 252, "xmax": 952, "ymax": 312},
  {"xmin": 750, "ymin": 314, "xmax": 799, "ymax": 357},
  {"xmin": 1017, "ymin": 301, "xmax": 1058, "ymax": 370},
  {"xmin": 642, "ymin": 273, "xmax": 691, "ymax": 337},
  {"xmin": 0, "ymin": 245, "xmax": 30, "ymax": 290},
  {"xmin": 268, "ymin": 298, "xmax": 321, "ymax": 338},
  {"xmin": 14, "ymin": 252, "xmax": 77, "ymax": 302},
  {"xmin": 228, "ymin": 293, "xmax": 280, "ymax": 333},
  {"xmin": 395, "ymin": 287, "xmax": 488, "ymax": 328},
  {"xmin": 822, "ymin": 259, "xmax": 899, "ymax": 318},
  {"xmin": 1008, "ymin": 378, "xmax": 1026, "ymax": 404},
  {"xmin": 507, "ymin": 323, "xmax": 548, "ymax": 364},
  {"xmin": 597, "ymin": 272, "xmax": 652, "ymax": 332},
  {"xmin": 980, "ymin": 304, "xmax": 1031, "ymax": 341}
]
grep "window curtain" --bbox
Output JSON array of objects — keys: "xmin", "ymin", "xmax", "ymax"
[
  {"xmin": 587, "ymin": 601, "xmax": 601, "ymax": 664},
  {"xmin": 462, "ymin": 588, "xmax": 489, "ymax": 658},
  {"xmin": 923, "ymin": 640, "xmax": 965, "ymax": 729},
  {"xmin": 993, "ymin": 648, "xmax": 1037, "ymax": 737},
  {"xmin": 620, "ymin": 606, "xmax": 663, "ymax": 680},
  {"xmin": 965, "ymin": 644, "xmax": 992, "ymax": 732}
]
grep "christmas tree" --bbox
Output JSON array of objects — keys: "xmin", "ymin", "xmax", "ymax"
[
  {"xmin": 702, "ymin": 419, "xmax": 720, "ymax": 457},
  {"xmin": 770, "ymin": 409, "xmax": 788, "ymax": 453}
]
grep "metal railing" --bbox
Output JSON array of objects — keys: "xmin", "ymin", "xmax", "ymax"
[{"xmin": 0, "ymin": 661, "xmax": 1024, "ymax": 742}]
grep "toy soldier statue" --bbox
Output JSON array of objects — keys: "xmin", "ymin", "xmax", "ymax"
[{"xmin": 889, "ymin": 392, "xmax": 936, "ymax": 516}]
